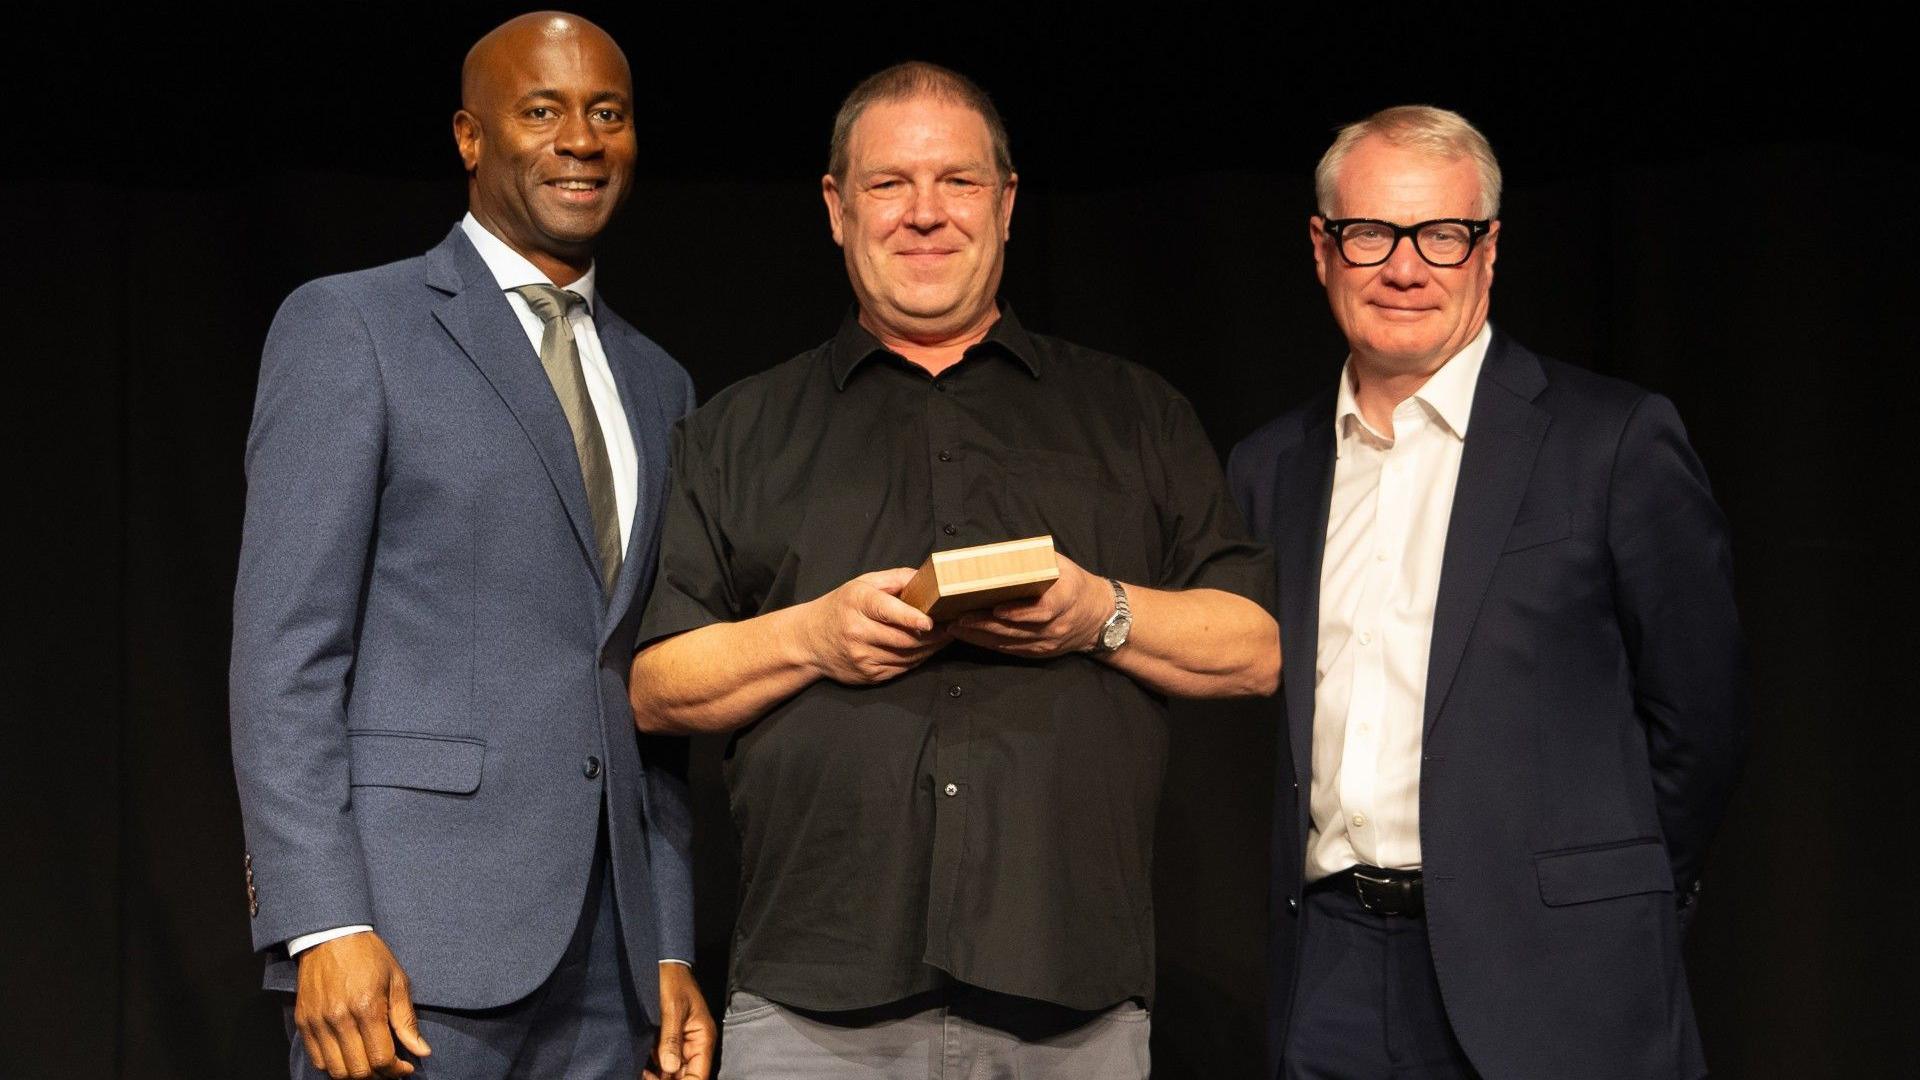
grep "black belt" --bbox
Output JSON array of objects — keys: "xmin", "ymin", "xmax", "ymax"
[{"xmin": 1308, "ymin": 865, "xmax": 1425, "ymax": 917}]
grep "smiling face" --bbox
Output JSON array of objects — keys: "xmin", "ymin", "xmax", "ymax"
[
  {"xmin": 453, "ymin": 15, "xmax": 634, "ymax": 282},
  {"xmin": 822, "ymin": 95, "xmax": 1017, "ymax": 346},
  {"xmin": 1312, "ymin": 136, "xmax": 1498, "ymax": 378}
]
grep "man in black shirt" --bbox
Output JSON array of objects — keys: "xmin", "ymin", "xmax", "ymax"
[{"xmin": 631, "ymin": 61, "xmax": 1279, "ymax": 1077}]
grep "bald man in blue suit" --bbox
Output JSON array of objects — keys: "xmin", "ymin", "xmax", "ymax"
[{"xmin": 230, "ymin": 13, "xmax": 711, "ymax": 1079}]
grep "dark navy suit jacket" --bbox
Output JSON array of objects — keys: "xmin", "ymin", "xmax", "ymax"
[
  {"xmin": 1229, "ymin": 329, "xmax": 1748, "ymax": 1080},
  {"xmin": 230, "ymin": 227, "xmax": 696, "ymax": 1021}
]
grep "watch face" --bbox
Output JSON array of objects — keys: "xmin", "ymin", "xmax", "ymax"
[{"xmin": 1103, "ymin": 612, "xmax": 1133, "ymax": 649}]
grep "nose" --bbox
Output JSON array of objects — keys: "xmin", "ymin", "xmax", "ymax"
[
  {"xmin": 904, "ymin": 181, "xmax": 946, "ymax": 232},
  {"xmin": 554, "ymin": 109, "xmax": 604, "ymax": 159},
  {"xmin": 1378, "ymin": 233, "xmax": 1429, "ymax": 287}
]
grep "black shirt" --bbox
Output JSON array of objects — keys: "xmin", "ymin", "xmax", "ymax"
[{"xmin": 637, "ymin": 308, "xmax": 1275, "ymax": 1011}]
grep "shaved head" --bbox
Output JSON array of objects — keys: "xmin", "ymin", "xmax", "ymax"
[
  {"xmin": 452, "ymin": 11, "xmax": 636, "ymax": 285},
  {"xmin": 461, "ymin": 11, "xmax": 629, "ymax": 115}
]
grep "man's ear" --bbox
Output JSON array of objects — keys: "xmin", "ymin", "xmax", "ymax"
[
  {"xmin": 1309, "ymin": 216, "xmax": 1330, "ymax": 288},
  {"xmin": 822, "ymin": 174, "xmax": 847, "ymax": 247},
  {"xmin": 999, "ymin": 172, "xmax": 1018, "ymax": 241},
  {"xmin": 453, "ymin": 110, "xmax": 481, "ymax": 174}
]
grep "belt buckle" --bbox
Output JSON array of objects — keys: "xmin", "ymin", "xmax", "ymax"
[{"xmin": 1351, "ymin": 868, "xmax": 1404, "ymax": 915}]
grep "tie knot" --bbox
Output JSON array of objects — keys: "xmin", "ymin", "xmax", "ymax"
[{"xmin": 514, "ymin": 284, "xmax": 586, "ymax": 324}]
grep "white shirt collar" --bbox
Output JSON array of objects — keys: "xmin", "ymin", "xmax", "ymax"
[
  {"xmin": 460, "ymin": 212, "xmax": 596, "ymax": 312},
  {"xmin": 1335, "ymin": 320, "xmax": 1493, "ymax": 443}
]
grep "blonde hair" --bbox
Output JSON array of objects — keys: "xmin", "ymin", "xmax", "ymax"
[{"xmin": 1315, "ymin": 105, "xmax": 1502, "ymax": 219}]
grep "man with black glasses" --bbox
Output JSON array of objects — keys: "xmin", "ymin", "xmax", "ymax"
[{"xmin": 1229, "ymin": 106, "xmax": 1748, "ymax": 1079}]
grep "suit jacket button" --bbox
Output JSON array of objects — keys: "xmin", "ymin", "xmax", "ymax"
[
  {"xmin": 584, "ymin": 756, "xmax": 602, "ymax": 779},
  {"xmin": 1287, "ymin": 896, "xmax": 1299, "ymax": 915}
]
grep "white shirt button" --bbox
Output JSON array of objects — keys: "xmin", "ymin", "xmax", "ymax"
[
  {"xmin": 1352, "ymin": 813, "xmax": 1368, "ymax": 829},
  {"xmin": 1375, "ymin": 550, "xmax": 1389, "ymax": 562},
  {"xmin": 1358, "ymin": 631, "xmax": 1373, "ymax": 646},
  {"xmin": 944, "ymin": 783, "xmax": 959, "ymax": 797}
]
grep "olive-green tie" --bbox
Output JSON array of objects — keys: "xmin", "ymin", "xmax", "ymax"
[{"xmin": 514, "ymin": 284, "xmax": 622, "ymax": 594}]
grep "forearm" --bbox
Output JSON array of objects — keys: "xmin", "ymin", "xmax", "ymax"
[
  {"xmin": 1100, "ymin": 585, "xmax": 1279, "ymax": 699},
  {"xmin": 631, "ymin": 603, "xmax": 822, "ymax": 735}
]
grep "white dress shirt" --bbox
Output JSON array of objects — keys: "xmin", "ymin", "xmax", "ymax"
[
  {"xmin": 1306, "ymin": 322, "xmax": 1492, "ymax": 883},
  {"xmin": 287, "ymin": 217, "xmax": 654, "ymax": 959},
  {"xmin": 458, "ymin": 212, "xmax": 639, "ymax": 548}
]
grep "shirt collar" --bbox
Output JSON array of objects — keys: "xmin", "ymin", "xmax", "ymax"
[
  {"xmin": 1334, "ymin": 320, "xmax": 1493, "ymax": 442},
  {"xmin": 829, "ymin": 302, "xmax": 1041, "ymax": 389},
  {"xmin": 460, "ymin": 212, "xmax": 596, "ymax": 313}
]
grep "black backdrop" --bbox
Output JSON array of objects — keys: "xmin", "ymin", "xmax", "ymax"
[{"xmin": 4, "ymin": 4, "xmax": 1914, "ymax": 1077}]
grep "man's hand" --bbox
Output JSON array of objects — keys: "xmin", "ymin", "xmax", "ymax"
[
  {"xmin": 802, "ymin": 568, "xmax": 949, "ymax": 684},
  {"xmin": 647, "ymin": 962, "xmax": 715, "ymax": 1080},
  {"xmin": 293, "ymin": 931, "xmax": 431, "ymax": 1079},
  {"xmin": 949, "ymin": 552, "xmax": 1112, "ymax": 658}
]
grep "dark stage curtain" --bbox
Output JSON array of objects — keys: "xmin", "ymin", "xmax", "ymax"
[{"xmin": 6, "ymin": 144, "xmax": 1914, "ymax": 1077}]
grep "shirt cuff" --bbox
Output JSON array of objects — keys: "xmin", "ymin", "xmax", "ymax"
[
  {"xmin": 287, "ymin": 925, "xmax": 373, "ymax": 956},
  {"xmin": 660, "ymin": 958, "xmax": 692, "ymax": 967}
]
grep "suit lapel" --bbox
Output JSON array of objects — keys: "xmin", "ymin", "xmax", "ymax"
[
  {"xmin": 1278, "ymin": 393, "xmax": 1337, "ymax": 800},
  {"xmin": 425, "ymin": 229, "xmax": 602, "ymax": 586},
  {"xmin": 1422, "ymin": 331, "xmax": 1550, "ymax": 738},
  {"xmin": 595, "ymin": 307, "xmax": 668, "ymax": 620}
]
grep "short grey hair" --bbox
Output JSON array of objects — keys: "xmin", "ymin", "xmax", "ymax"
[
  {"xmin": 1315, "ymin": 105, "xmax": 1502, "ymax": 219},
  {"xmin": 827, "ymin": 61, "xmax": 1014, "ymax": 185}
]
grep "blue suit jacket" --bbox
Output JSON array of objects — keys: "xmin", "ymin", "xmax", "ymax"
[
  {"xmin": 230, "ymin": 226, "xmax": 696, "ymax": 1020},
  {"xmin": 1230, "ymin": 330, "xmax": 1748, "ymax": 1080}
]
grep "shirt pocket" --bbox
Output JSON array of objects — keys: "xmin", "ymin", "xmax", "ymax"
[
  {"xmin": 1005, "ymin": 451, "xmax": 1153, "ymax": 583},
  {"xmin": 346, "ymin": 730, "xmax": 486, "ymax": 794}
]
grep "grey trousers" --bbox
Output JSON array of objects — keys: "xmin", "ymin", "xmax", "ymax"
[{"xmin": 719, "ymin": 986, "xmax": 1150, "ymax": 1079}]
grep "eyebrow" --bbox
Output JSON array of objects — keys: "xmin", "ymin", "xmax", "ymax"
[
  {"xmin": 516, "ymin": 89, "xmax": 632, "ymax": 108},
  {"xmin": 863, "ymin": 160, "xmax": 994, "ymax": 177}
]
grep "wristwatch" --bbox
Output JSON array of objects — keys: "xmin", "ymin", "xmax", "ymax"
[{"xmin": 1088, "ymin": 578, "xmax": 1132, "ymax": 653}]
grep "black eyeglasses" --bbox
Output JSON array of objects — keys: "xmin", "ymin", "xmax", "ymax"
[{"xmin": 1317, "ymin": 215, "xmax": 1493, "ymax": 268}]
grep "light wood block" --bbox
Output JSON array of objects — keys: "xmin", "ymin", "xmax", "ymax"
[{"xmin": 900, "ymin": 535, "xmax": 1060, "ymax": 621}]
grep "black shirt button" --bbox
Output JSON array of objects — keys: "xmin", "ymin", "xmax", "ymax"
[
  {"xmin": 948, "ymin": 685, "xmax": 963, "ymax": 697},
  {"xmin": 934, "ymin": 382, "xmax": 948, "ymax": 392},
  {"xmin": 583, "ymin": 756, "xmax": 602, "ymax": 779},
  {"xmin": 1287, "ymin": 896, "xmax": 1299, "ymax": 915},
  {"xmin": 938, "ymin": 450, "xmax": 952, "ymax": 462},
  {"xmin": 943, "ymin": 523, "xmax": 957, "ymax": 536}
]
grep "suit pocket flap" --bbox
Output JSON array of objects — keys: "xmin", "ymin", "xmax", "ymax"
[
  {"xmin": 1502, "ymin": 511, "xmax": 1572, "ymax": 552},
  {"xmin": 1535, "ymin": 839, "xmax": 1673, "ymax": 906},
  {"xmin": 347, "ymin": 732, "xmax": 485, "ymax": 794}
]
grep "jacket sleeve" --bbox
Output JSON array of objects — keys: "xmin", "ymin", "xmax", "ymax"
[
  {"xmin": 229, "ymin": 279, "xmax": 386, "ymax": 952},
  {"xmin": 1606, "ymin": 392, "xmax": 1750, "ymax": 905},
  {"xmin": 639, "ymin": 364, "xmax": 701, "ymax": 963}
]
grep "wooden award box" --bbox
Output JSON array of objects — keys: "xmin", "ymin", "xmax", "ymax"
[{"xmin": 899, "ymin": 535, "xmax": 1060, "ymax": 621}]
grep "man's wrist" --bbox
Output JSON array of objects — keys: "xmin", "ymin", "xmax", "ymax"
[
  {"xmin": 1083, "ymin": 577, "xmax": 1132, "ymax": 654},
  {"xmin": 287, "ymin": 924, "xmax": 373, "ymax": 956},
  {"xmin": 782, "ymin": 601, "xmax": 829, "ymax": 679}
]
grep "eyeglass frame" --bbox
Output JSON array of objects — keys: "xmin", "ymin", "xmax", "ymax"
[{"xmin": 1314, "ymin": 214, "xmax": 1495, "ymax": 268}]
